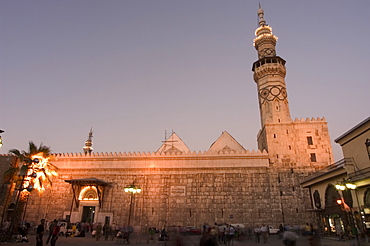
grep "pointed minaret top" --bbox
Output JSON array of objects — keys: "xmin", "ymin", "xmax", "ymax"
[
  {"xmin": 83, "ymin": 128, "xmax": 93, "ymax": 155},
  {"xmin": 258, "ymin": 4, "xmax": 266, "ymax": 27},
  {"xmin": 253, "ymin": 5, "xmax": 278, "ymax": 58}
]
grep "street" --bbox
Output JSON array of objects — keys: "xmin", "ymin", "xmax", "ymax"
[{"xmin": 2, "ymin": 232, "xmax": 369, "ymax": 246}]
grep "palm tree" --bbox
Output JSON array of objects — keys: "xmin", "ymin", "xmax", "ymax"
[{"xmin": 3, "ymin": 141, "xmax": 58, "ymax": 236}]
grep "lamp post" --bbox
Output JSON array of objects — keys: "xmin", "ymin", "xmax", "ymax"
[
  {"xmin": 124, "ymin": 184, "xmax": 141, "ymax": 226},
  {"xmin": 0, "ymin": 129, "xmax": 4, "ymax": 147},
  {"xmin": 336, "ymin": 179, "xmax": 362, "ymax": 245}
]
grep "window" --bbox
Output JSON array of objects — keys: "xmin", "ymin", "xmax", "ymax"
[
  {"xmin": 366, "ymin": 139, "xmax": 370, "ymax": 159},
  {"xmin": 310, "ymin": 153, "xmax": 317, "ymax": 162},
  {"xmin": 307, "ymin": 136, "xmax": 313, "ymax": 145},
  {"xmin": 313, "ymin": 190, "xmax": 321, "ymax": 209}
]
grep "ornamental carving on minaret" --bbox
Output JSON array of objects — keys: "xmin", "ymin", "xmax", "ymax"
[
  {"xmin": 259, "ymin": 85, "xmax": 287, "ymax": 104},
  {"xmin": 253, "ymin": 66, "xmax": 286, "ymax": 82}
]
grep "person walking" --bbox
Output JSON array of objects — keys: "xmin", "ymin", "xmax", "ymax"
[
  {"xmin": 36, "ymin": 219, "xmax": 46, "ymax": 246},
  {"xmin": 103, "ymin": 222, "xmax": 111, "ymax": 241},
  {"xmin": 50, "ymin": 222, "xmax": 60, "ymax": 246},
  {"xmin": 228, "ymin": 225, "xmax": 235, "ymax": 246},
  {"xmin": 95, "ymin": 222, "xmax": 102, "ymax": 241},
  {"xmin": 279, "ymin": 224, "xmax": 284, "ymax": 239},
  {"xmin": 260, "ymin": 225, "xmax": 268, "ymax": 243},
  {"xmin": 46, "ymin": 219, "xmax": 57, "ymax": 244},
  {"xmin": 254, "ymin": 226, "xmax": 261, "ymax": 243}
]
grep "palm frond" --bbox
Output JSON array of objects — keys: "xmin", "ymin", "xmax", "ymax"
[
  {"xmin": 41, "ymin": 169, "xmax": 53, "ymax": 186},
  {"xmin": 8, "ymin": 149, "xmax": 25, "ymax": 162},
  {"xmin": 28, "ymin": 141, "xmax": 38, "ymax": 155},
  {"xmin": 46, "ymin": 162, "xmax": 59, "ymax": 171}
]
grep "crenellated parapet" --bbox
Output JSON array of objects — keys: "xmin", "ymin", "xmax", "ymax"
[
  {"xmin": 50, "ymin": 148, "xmax": 270, "ymax": 170},
  {"xmin": 52, "ymin": 148, "xmax": 267, "ymax": 158},
  {"xmin": 293, "ymin": 117, "xmax": 327, "ymax": 122}
]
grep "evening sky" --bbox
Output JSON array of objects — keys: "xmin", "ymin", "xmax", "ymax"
[{"xmin": 1, "ymin": 0, "xmax": 369, "ymax": 161}]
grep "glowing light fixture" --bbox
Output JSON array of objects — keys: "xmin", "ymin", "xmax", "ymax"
[
  {"xmin": 346, "ymin": 183, "xmax": 357, "ymax": 190},
  {"xmin": 124, "ymin": 183, "xmax": 141, "ymax": 226},
  {"xmin": 124, "ymin": 184, "xmax": 141, "ymax": 194},
  {"xmin": 335, "ymin": 184, "xmax": 346, "ymax": 190},
  {"xmin": 0, "ymin": 130, "xmax": 4, "ymax": 147}
]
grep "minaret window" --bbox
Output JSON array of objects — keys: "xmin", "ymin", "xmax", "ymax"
[
  {"xmin": 310, "ymin": 153, "xmax": 317, "ymax": 162},
  {"xmin": 307, "ymin": 137, "xmax": 313, "ymax": 145}
]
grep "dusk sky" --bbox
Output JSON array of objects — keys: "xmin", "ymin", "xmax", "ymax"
[{"xmin": 1, "ymin": 1, "xmax": 369, "ymax": 161}]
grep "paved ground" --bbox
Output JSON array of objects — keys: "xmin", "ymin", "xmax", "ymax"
[{"xmin": 2, "ymin": 232, "xmax": 370, "ymax": 246}]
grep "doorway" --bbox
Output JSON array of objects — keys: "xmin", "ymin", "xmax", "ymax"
[{"xmin": 81, "ymin": 206, "xmax": 95, "ymax": 223}]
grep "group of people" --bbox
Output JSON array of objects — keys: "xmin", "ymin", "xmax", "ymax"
[
  {"xmin": 29, "ymin": 219, "xmax": 317, "ymax": 246},
  {"xmin": 92, "ymin": 222, "xmax": 134, "ymax": 243},
  {"xmin": 35, "ymin": 219, "xmax": 61, "ymax": 246},
  {"xmin": 199, "ymin": 224, "xmax": 242, "ymax": 246},
  {"xmin": 253, "ymin": 224, "xmax": 271, "ymax": 244},
  {"xmin": 199, "ymin": 223, "xmax": 302, "ymax": 246}
]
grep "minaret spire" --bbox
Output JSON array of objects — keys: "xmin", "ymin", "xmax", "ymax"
[
  {"xmin": 83, "ymin": 128, "xmax": 93, "ymax": 155},
  {"xmin": 252, "ymin": 6, "xmax": 291, "ymax": 128},
  {"xmin": 258, "ymin": 4, "xmax": 266, "ymax": 27}
]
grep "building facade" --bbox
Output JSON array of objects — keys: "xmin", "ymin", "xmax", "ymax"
[
  {"xmin": 302, "ymin": 117, "xmax": 370, "ymax": 236},
  {"xmin": 1, "ymin": 7, "xmax": 334, "ymax": 231}
]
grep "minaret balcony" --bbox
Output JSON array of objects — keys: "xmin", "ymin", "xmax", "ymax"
[{"xmin": 252, "ymin": 56, "xmax": 286, "ymax": 71}]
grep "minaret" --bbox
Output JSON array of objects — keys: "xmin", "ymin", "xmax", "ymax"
[
  {"xmin": 83, "ymin": 128, "xmax": 93, "ymax": 155},
  {"xmin": 252, "ymin": 5, "xmax": 291, "ymax": 127},
  {"xmin": 252, "ymin": 6, "xmax": 333, "ymax": 167}
]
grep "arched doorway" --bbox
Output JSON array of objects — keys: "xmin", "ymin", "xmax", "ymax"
[
  {"xmin": 79, "ymin": 186, "xmax": 99, "ymax": 223},
  {"xmin": 64, "ymin": 178, "xmax": 110, "ymax": 224},
  {"xmin": 323, "ymin": 184, "xmax": 345, "ymax": 237},
  {"xmin": 362, "ymin": 188, "xmax": 370, "ymax": 233}
]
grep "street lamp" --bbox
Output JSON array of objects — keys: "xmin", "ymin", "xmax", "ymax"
[
  {"xmin": 124, "ymin": 184, "xmax": 141, "ymax": 226},
  {"xmin": 0, "ymin": 129, "xmax": 4, "ymax": 147}
]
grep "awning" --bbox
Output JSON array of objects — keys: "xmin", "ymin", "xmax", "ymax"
[
  {"xmin": 65, "ymin": 177, "xmax": 109, "ymax": 186},
  {"xmin": 64, "ymin": 177, "xmax": 109, "ymax": 209}
]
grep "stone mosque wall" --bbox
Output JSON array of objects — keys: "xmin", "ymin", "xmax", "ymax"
[{"xmin": 22, "ymin": 151, "xmax": 317, "ymax": 229}]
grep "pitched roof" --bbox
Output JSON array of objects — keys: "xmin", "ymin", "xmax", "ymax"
[
  {"xmin": 156, "ymin": 132, "xmax": 190, "ymax": 154},
  {"xmin": 208, "ymin": 131, "xmax": 246, "ymax": 153}
]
